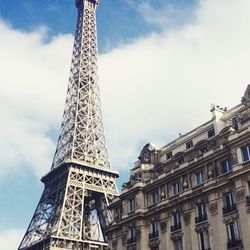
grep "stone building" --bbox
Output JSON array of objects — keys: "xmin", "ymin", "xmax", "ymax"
[{"xmin": 106, "ymin": 86, "xmax": 250, "ymax": 250}]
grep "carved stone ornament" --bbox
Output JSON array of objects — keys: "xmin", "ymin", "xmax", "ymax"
[
  {"xmin": 183, "ymin": 212, "xmax": 191, "ymax": 225},
  {"xmin": 122, "ymin": 231, "xmax": 127, "ymax": 246},
  {"xmin": 183, "ymin": 180, "xmax": 189, "ymax": 190},
  {"xmin": 138, "ymin": 143, "xmax": 154, "ymax": 163},
  {"xmin": 160, "ymin": 191, "xmax": 166, "ymax": 200},
  {"xmin": 127, "ymin": 245, "xmax": 136, "ymax": 250},
  {"xmin": 112, "ymin": 239, "xmax": 118, "ymax": 247},
  {"xmin": 208, "ymin": 169, "xmax": 214, "ymax": 179},
  {"xmin": 223, "ymin": 214, "xmax": 239, "ymax": 224},
  {"xmin": 136, "ymin": 228, "xmax": 141, "ymax": 240},
  {"xmin": 148, "ymin": 238, "xmax": 160, "ymax": 249},
  {"xmin": 171, "ymin": 231, "xmax": 183, "ymax": 241},
  {"xmin": 241, "ymin": 84, "xmax": 250, "ymax": 107},
  {"xmin": 236, "ymin": 189, "xmax": 245, "ymax": 202},
  {"xmin": 195, "ymin": 222, "xmax": 210, "ymax": 233},
  {"xmin": 238, "ymin": 106, "xmax": 250, "ymax": 123},
  {"xmin": 209, "ymin": 202, "xmax": 218, "ymax": 216},
  {"xmin": 160, "ymin": 220, "xmax": 167, "ymax": 231}
]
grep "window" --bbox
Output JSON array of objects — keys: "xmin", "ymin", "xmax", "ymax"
[
  {"xmin": 128, "ymin": 198, "xmax": 135, "ymax": 212},
  {"xmin": 231, "ymin": 117, "xmax": 239, "ymax": 131},
  {"xmin": 227, "ymin": 221, "xmax": 240, "ymax": 242},
  {"xmin": 195, "ymin": 203, "xmax": 207, "ymax": 223},
  {"xmin": 247, "ymin": 182, "xmax": 250, "ymax": 204},
  {"xmin": 242, "ymin": 145, "xmax": 250, "ymax": 161},
  {"xmin": 177, "ymin": 157, "xmax": 184, "ymax": 165},
  {"xmin": 200, "ymin": 146, "xmax": 208, "ymax": 154},
  {"xmin": 114, "ymin": 206, "xmax": 122, "ymax": 221},
  {"xmin": 198, "ymin": 230, "xmax": 210, "ymax": 250},
  {"xmin": 172, "ymin": 182, "xmax": 180, "ymax": 196},
  {"xmin": 127, "ymin": 227, "xmax": 136, "ymax": 244},
  {"xmin": 207, "ymin": 128, "xmax": 215, "ymax": 138},
  {"xmin": 174, "ymin": 239, "xmax": 183, "ymax": 250},
  {"xmin": 151, "ymin": 221, "xmax": 158, "ymax": 234},
  {"xmin": 149, "ymin": 221, "xmax": 159, "ymax": 239},
  {"xmin": 225, "ymin": 193, "xmax": 234, "ymax": 208},
  {"xmin": 171, "ymin": 212, "xmax": 181, "ymax": 232},
  {"xmin": 221, "ymin": 159, "xmax": 232, "ymax": 173},
  {"xmin": 151, "ymin": 191, "xmax": 159, "ymax": 205},
  {"xmin": 166, "ymin": 151, "xmax": 173, "ymax": 160},
  {"xmin": 197, "ymin": 203, "xmax": 206, "ymax": 216},
  {"xmin": 130, "ymin": 227, "xmax": 136, "ymax": 239},
  {"xmin": 196, "ymin": 171, "xmax": 204, "ymax": 186},
  {"xmin": 186, "ymin": 140, "xmax": 193, "ymax": 150},
  {"xmin": 223, "ymin": 193, "xmax": 236, "ymax": 214},
  {"xmin": 173, "ymin": 212, "xmax": 181, "ymax": 226}
]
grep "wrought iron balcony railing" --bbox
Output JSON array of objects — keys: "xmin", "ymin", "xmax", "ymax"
[
  {"xmin": 127, "ymin": 238, "xmax": 136, "ymax": 245},
  {"xmin": 195, "ymin": 213, "xmax": 208, "ymax": 224},
  {"xmin": 171, "ymin": 223, "xmax": 182, "ymax": 232},
  {"xmin": 227, "ymin": 239, "xmax": 242, "ymax": 249},
  {"xmin": 222, "ymin": 204, "xmax": 237, "ymax": 215},
  {"xmin": 149, "ymin": 231, "xmax": 159, "ymax": 239}
]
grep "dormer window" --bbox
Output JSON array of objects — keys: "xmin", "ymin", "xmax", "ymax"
[
  {"xmin": 207, "ymin": 128, "xmax": 215, "ymax": 138},
  {"xmin": 231, "ymin": 117, "xmax": 238, "ymax": 131},
  {"xmin": 166, "ymin": 151, "xmax": 173, "ymax": 160},
  {"xmin": 174, "ymin": 152, "xmax": 185, "ymax": 165},
  {"xmin": 186, "ymin": 140, "xmax": 193, "ymax": 150},
  {"xmin": 143, "ymin": 151, "xmax": 150, "ymax": 163},
  {"xmin": 178, "ymin": 157, "xmax": 184, "ymax": 165},
  {"xmin": 200, "ymin": 147, "xmax": 208, "ymax": 154}
]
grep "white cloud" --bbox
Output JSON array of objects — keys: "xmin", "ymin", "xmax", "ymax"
[
  {"xmin": 0, "ymin": 228, "xmax": 24, "ymax": 250},
  {"xmin": 1, "ymin": 0, "xmax": 250, "ymax": 179},
  {"xmin": 0, "ymin": 22, "xmax": 73, "ymax": 177},
  {"xmin": 99, "ymin": 0, "xmax": 250, "ymax": 170},
  {"xmin": 136, "ymin": 1, "xmax": 194, "ymax": 29}
]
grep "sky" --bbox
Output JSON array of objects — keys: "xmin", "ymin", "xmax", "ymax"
[{"xmin": 0, "ymin": 0, "xmax": 250, "ymax": 248}]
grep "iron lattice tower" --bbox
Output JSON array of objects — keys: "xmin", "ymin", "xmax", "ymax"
[{"xmin": 19, "ymin": 0, "xmax": 119, "ymax": 249}]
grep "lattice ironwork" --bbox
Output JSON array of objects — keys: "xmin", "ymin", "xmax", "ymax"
[
  {"xmin": 52, "ymin": 0, "xmax": 109, "ymax": 170},
  {"xmin": 19, "ymin": 0, "xmax": 119, "ymax": 249}
]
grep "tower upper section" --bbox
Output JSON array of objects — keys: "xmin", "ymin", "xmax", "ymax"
[
  {"xmin": 76, "ymin": 0, "xmax": 99, "ymax": 8},
  {"xmin": 52, "ymin": 0, "xmax": 110, "ymax": 170}
]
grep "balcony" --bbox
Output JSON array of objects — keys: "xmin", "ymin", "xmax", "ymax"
[
  {"xmin": 223, "ymin": 204, "xmax": 237, "ymax": 215},
  {"xmin": 127, "ymin": 238, "xmax": 136, "ymax": 245},
  {"xmin": 195, "ymin": 213, "xmax": 208, "ymax": 224},
  {"xmin": 149, "ymin": 231, "xmax": 159, "ymax": 240},
  {"xmin": 171, "ymin": 223, "xmax": 182, "ymax": 232},
  {"xmin": 227, "ymin": 239, "xmax": 242, "ymax": 249}
]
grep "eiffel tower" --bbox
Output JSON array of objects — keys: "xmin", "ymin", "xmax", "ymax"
[{"xmin": 18, "ymin": 0, "xmax": 119, "ymax": 249}]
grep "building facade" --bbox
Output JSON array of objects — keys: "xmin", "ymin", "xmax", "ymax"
[{"xmin": 106, "ymin": 86, "xmax": 250, "ymax": 250}]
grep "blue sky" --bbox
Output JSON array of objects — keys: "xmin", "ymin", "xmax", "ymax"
[
  {"xmin": 1, "ymin": 0, "xmax": 250, "ymax": 248},
  {"xmin": 0, "ymin": 0, "xmax": 196, "ymax": 52},
  {"xmin": 0, "ymin": 0, "xmax": 198, "ymax": 233},
  {"xmin": 0, "ymin": 0, "xmax": 197, "ymax": 229}
]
